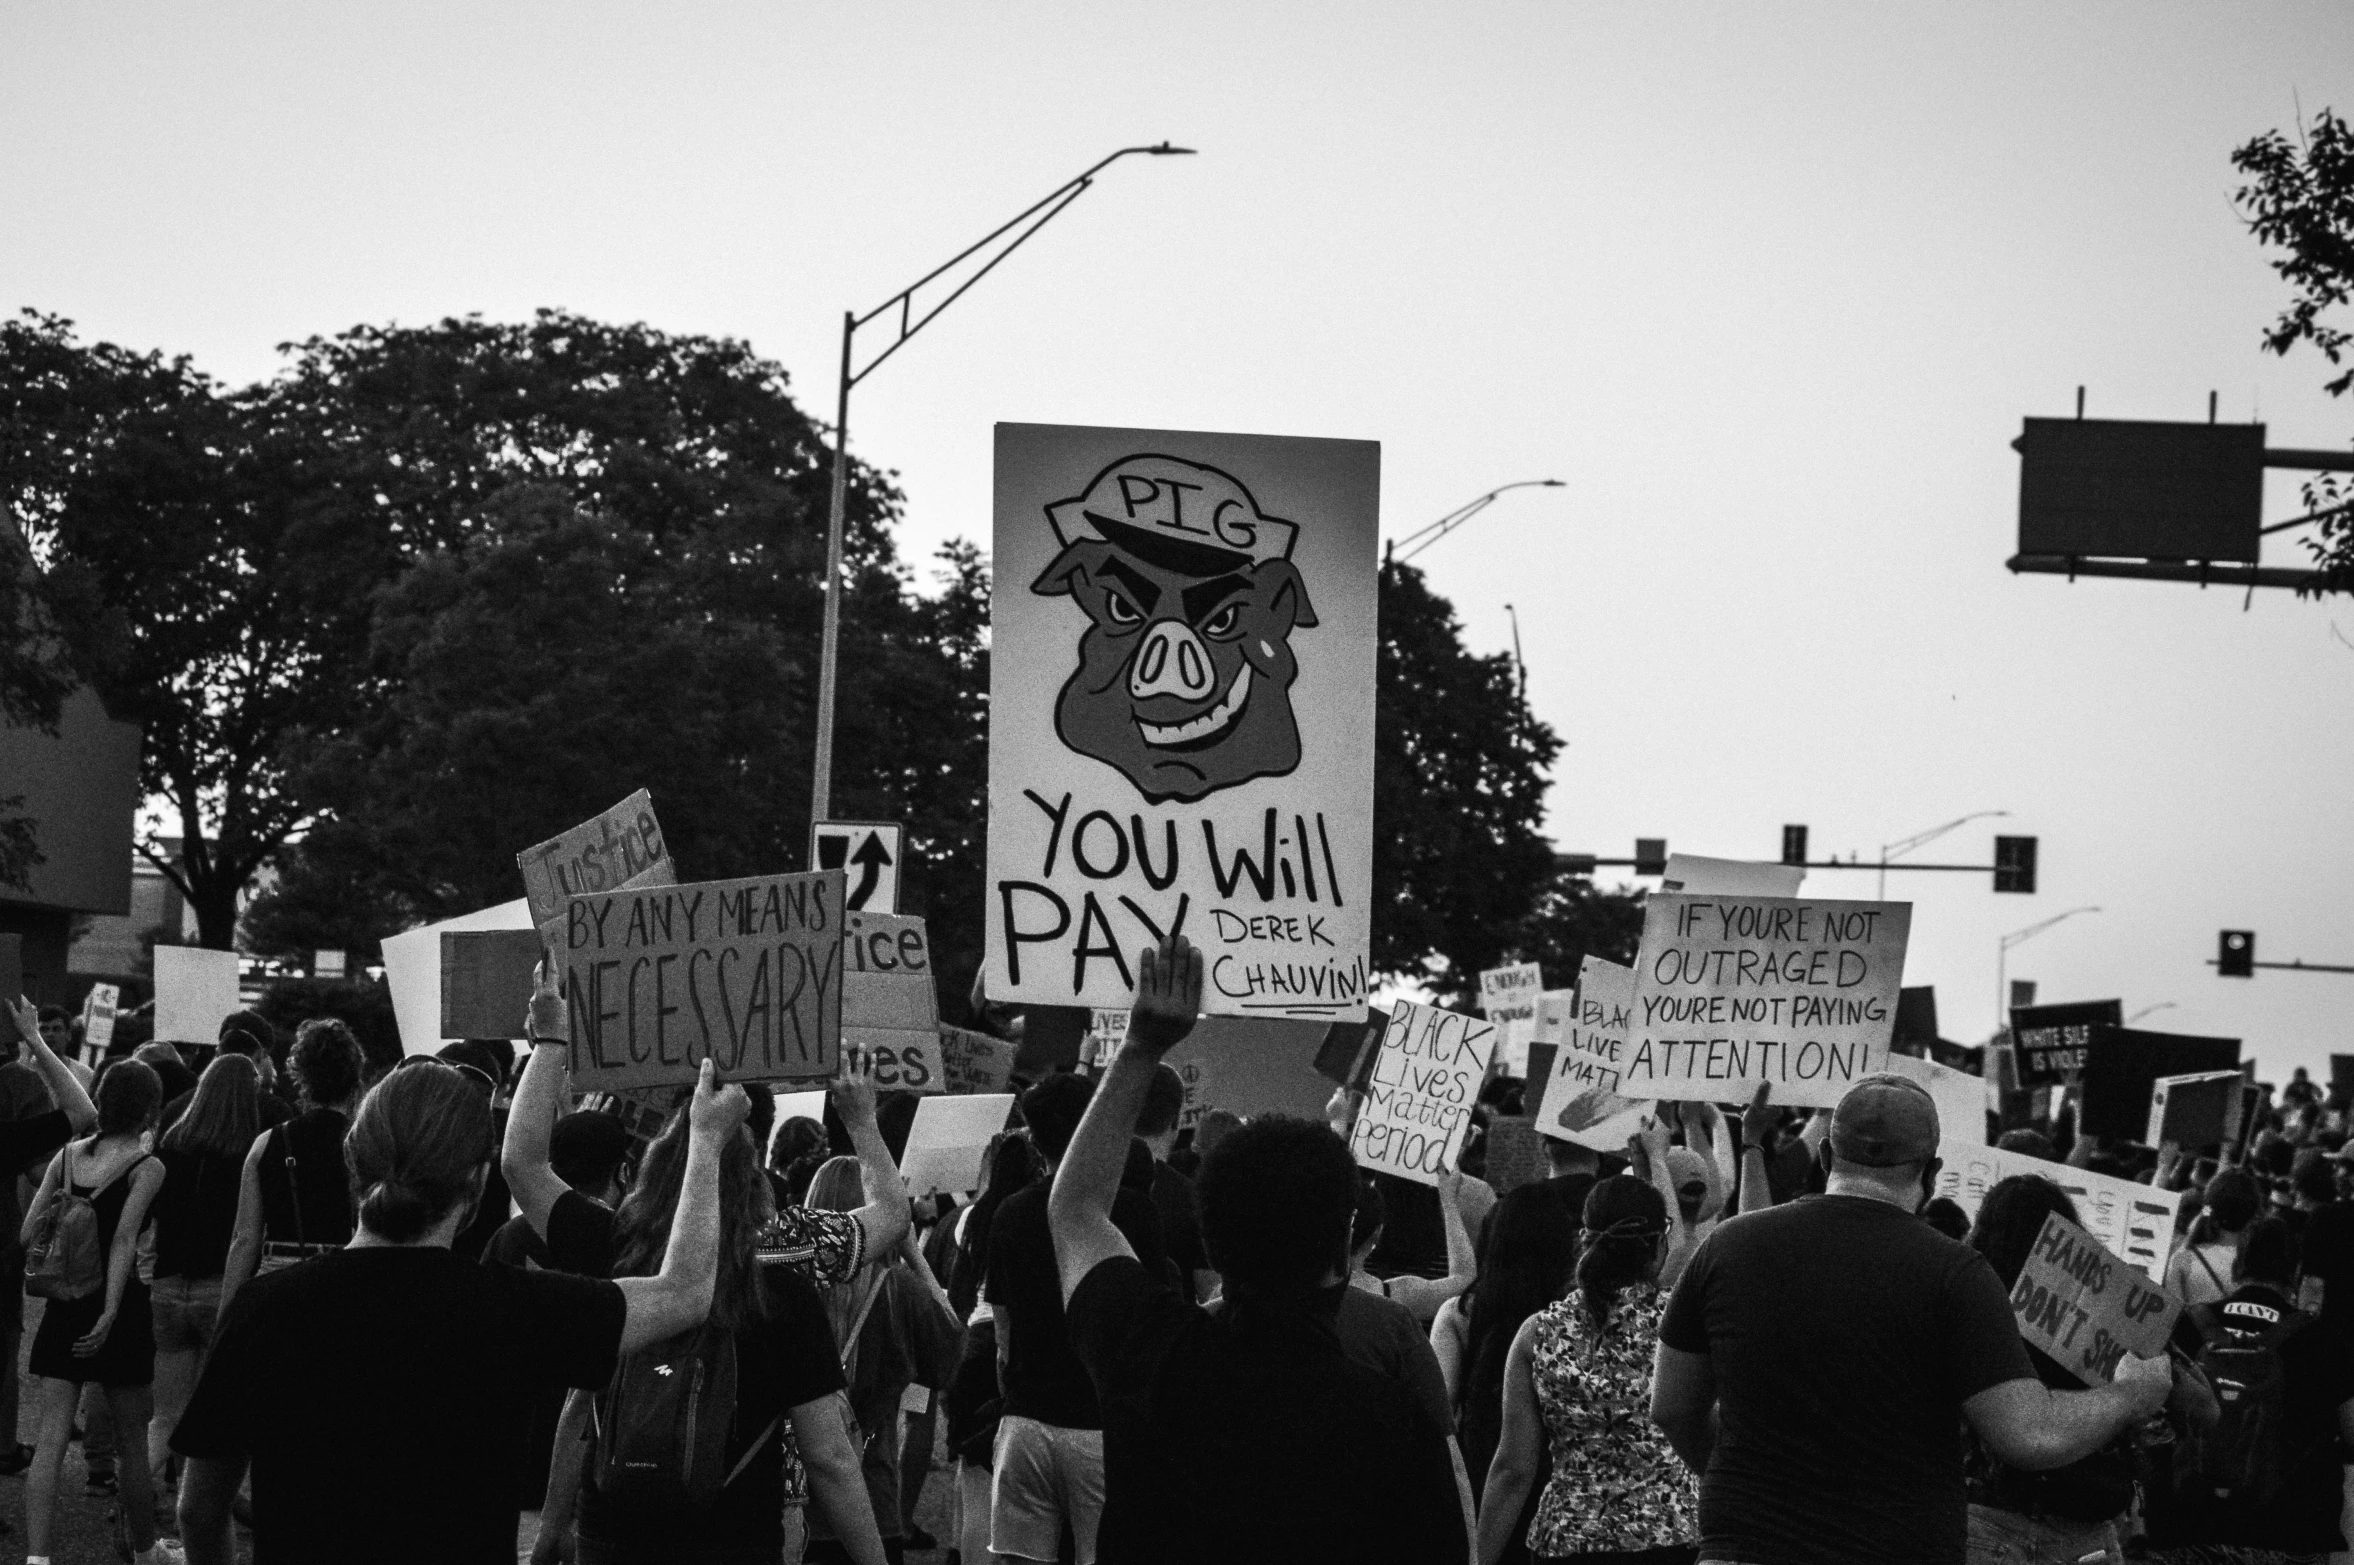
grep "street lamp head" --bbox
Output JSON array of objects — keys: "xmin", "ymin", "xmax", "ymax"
[
  {"xmin": 1539, "ymin": 478, "xmax": 1566, "ymax": 487},
  {"xmin": 1145, "ymin": 143, "xmax": 1198, "ymax": 156}
]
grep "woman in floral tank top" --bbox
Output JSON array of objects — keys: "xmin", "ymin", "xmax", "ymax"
[{"xmin": 1477, "ymin": 1173, "xmax": 1699, "ymax": 1565}]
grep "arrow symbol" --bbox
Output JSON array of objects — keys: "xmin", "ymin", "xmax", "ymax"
[{"xmin": 848, "ymin": 833, "xmax": 893, "ymax": 910}]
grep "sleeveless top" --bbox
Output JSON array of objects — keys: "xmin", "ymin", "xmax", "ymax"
[
  {"xmin": 64, "ymin": 1141, "xmax": 153, "ymax": 1267},
  {"xmin": 1525, "ymin": 1287, "xmax": 1699, "ymax": 1555},
  {"xmin": 153, "ymin": 1145, "xmax": 250, "ymax": 1278},
  {"xmin": 259, "ymin": 1108, "xmax": 356, "ymax": 1247}
]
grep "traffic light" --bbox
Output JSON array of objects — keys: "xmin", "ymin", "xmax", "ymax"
[
  {"xmin": 1781, "ymin": 825, "xmax": 1808, "ymax": 867},
  {"xmin": 1634, "ymin": 838, "xmax": 1668, "ymax": 877},
  {"xmin": 2218, "ymin": 930, "xmax": 2254, "ymax": 978},
  {"xmin": 1993, "ymin": 835, "xmax": 2038, "ymax": 894}
]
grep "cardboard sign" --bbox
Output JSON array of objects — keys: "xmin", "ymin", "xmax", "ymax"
[
  {"xmin": 517, "ymin": 791, "xmax": 676, "ymax": 945},
  {"xmin": 2009, "ymin": 1212, "xmax": 2182, "ymax": 1386},
  {"xmin": 986, "ymin": 423, "xmax": 1380, "ymax": 1022},
  {"xmin": 899, "ymin": 1092, "xmax": 1017, "ymax": 1196},
  {"xmin": 810, "ymin": 821, "xmax": 904, "ymax": 914},
  {"xmin": 1933, "ymin": 1147, "xmax": 2183, "ymax": 1279},
  {"xmin": 1348, "ymin": 1000, "xmax": 1497, "ymax": 1185},
  {"xmin": 1536, "ymin": 958, "xmax": 1651, "ymax": 1151},
  {"xmin": 1482, "ymin": 1116, "xmax": 1552, "ymax": 1194},
  {"xmin": 1479, "ymin": 963, "xmax": 1543, "ymax": 1022},
  {"xmin": 440, "ymin": 930, "xmax": 547, "ymax": 1039},
  {"xmin": 1885, "ymin": 1052, "xmax": 1989, "ymax": 1157},
  {"xmin": 561, "ymin": 870, "xmax": 845, "ymax": 1090},
  {"xmin": 1659, "ymin": 854, "xmax": 1805, "ymax": 898},
  {"xmin": 1619, "ymin": 895, "xmax": 1912, "ymax": 1109},
  {"xmin": 2146, "ymin": 1070, "xmax": 2245, "ymax": 1149},
  {"xmin": 383, "ymin": 898, "xmax": 536, "ymax": 1055},
  {"xmin": 938, "ymin": 1026, "xmax": 1019, "ymax": 1096},
  {"xmin": 1177, "ymin": 1057, "xmax": 1211, "ymax": 1132},
  {"xmin": 153, "ymin": 946, "xmax": 242, "ymax": 1046},
  {"xmin": 2079, "ymin": 1026, "xmax": 2240, "ymax": 1140},
  {"xmin": 1313, "ymin": 1012, "xmax": 1385, "ymax": 1087},
  {"xmin": 842, "ymin": 911, "xmax": 942, "ymax": 1092},
  {"xmin": 82, "ymin": 982, "xmax": 119, "ymax": 1053},
  {"xmin": 2008, "ymin": 1000, "xmax": 2122, "ymax": 1086}
]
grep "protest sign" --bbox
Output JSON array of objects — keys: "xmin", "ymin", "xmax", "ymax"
[
  {"xmin": 314, "ymin": 948, "xmax": 346, "ymax": 978},
  {"xmin": 986, "ymin": 424, "xmax": 1380, "ymax": 1022},
  {"xmin": 153, "ymin": 946, "xmax": 241, "ymax": 1045},
  {"xmin": 0, "ymin": 935, "xmax": 18, "ymax": 1006},
  {"xmin": 2008, "ymin": 1000, "xmax": 2122, "ymax": 1086},
  {"xmin": 2332, "ymin": 1055, "xmax": 2354, "ymax": 1113},
  {"xmin": 843, "ymin": 911, "xmax": 942, "ymax": 1093},
  {"xmin": 900, "ymin": 1093, "xmax": 1017, "ymax": 1196},
  {"xmin": 2079, "ymin": 1026, "xmax": 2240, "ymax": 1140},
  {"xmin": 2146, "ymin": 1069, "xmax": 2244, "ymax": 1149},
  {"xmin": 1659, "ymin": 854, "xmax": 1805, "ymax": 898},
  {"xmin": 81, "ymin": 982, "xmax": 119, "ymax": 1055},
  {"xmin": 1177, "ymin": 1057, "xmax": 1211, "ymax": 1132},
  {"xmin": 1619, "ymin": 895, "xmax": 1911, "ymax": 1109},
  {"xmin": 1492, "ymin": 1015, "xmax": 1534, "ymax": 1080},
  {"xmin": 938, "ymin": 1026, "xmax": 1019, "ymax": 1096},
  {"xmin": 440, "ymin": 930, "xmax": 546, "ymax": 1039},
  {"xmin": 1482, "ymin": 1117, "xmax": 1552, "ymax": 1194},
  {"xmin": 1479, "ymin": 962, "xmax": 1543, "ymax": 1022},
  {"xmin": 561, "ymin": 870, "xmax": 845, "ymax": 1091},
  {"xmin": 2008, "ymin": 1213, "xmax": 2183, "ymax": 1386},
  {"xmin": 1536, "ymin": 958, "xmax": 1651, "ymax": 1151},
  {"xmin": 1313, "ymin": 1012, "xmax": 1385, "ymax": 1087},
  {"xmin": 516, "ymin": 791, "xmax": 675, "ymax": 947},
  {"xmin": 1089, "ymin": 1008, "xmax": 1129, "ymax": 1060},
  {"xmin": 1349, "ymin": 1000, "xmax": 1497, "ymax": 1185},
  {"xmin": 1885, "ymin": 1052, "xmax": 1988, "ymax": 1156},
  {"xmin": 1893, "ymin": 986, "xmax": 1940, "ymax": 1053},
  {"xmin": 1934, "ymin": 1147, "xmax": 2183, "ymax": 1279},
  {"xmin": 383, "ymin": 899, "xmax": 536, "ymax": 1054},
  {"xmin": 809, "ymin": 821, "xmax": 903, "ymax": 913}
]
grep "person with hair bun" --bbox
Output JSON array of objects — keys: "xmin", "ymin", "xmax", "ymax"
[
  {"xmin": 170, "ymin": 1055, "xmax": 748, "ymax": 1565},
  {"xmin": 20, "ymin": 1057, "xmax": 169, "ymax": 1565},
  {"xmin": 217, "ymin": 1015, "xmax": 369, "ymax": 1322},
  {"xmin": 1475, "ymin": 1173, "xmax": 1695, "ymax": 1565}
]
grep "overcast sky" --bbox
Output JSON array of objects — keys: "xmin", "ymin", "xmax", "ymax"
[{"xmin": 7, "ymin": 3, "xmax": 2350, "ymax": 1082}]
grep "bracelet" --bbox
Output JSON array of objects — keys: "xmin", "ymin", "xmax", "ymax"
[{"xmin": 529, "ymin": 1036, "xmax": 568, "ymax": 1047}]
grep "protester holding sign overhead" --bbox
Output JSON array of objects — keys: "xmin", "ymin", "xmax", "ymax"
[
  {"xmin": 1048, "ymin": 936, "xmax": 1465, "ymax": 1564},
  {"xmin": 1651, "ymin": 1072, "xmax": 2174, "ymax": 1565}
]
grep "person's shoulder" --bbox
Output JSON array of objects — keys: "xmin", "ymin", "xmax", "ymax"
[
  {"xmin": 995, "ymin": 1183, "xmax": 1051, "ymax": 1232},
  {"xmin": 1336, "ymin": 1279, "xmax": 1422, "ymax": 1339}
]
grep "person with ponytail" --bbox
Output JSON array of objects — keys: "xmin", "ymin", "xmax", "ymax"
[
  {"xmin": 20, "ymin": 1058, "xmax": 170, "ymax": 1565},
  {"xmin": 1476, "ymin": 1175, "xmax": 1696, "ymax": 1565},
  {"xmin": 170, "ymin": 1055, "xmax": 748, "ymax": 1565}
]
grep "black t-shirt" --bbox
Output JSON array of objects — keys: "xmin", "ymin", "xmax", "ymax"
[
  {"xmin": 151, "ymin": 1146, "xmax": 247, "ymax": 1279},
  {"xmin": 577, "ymin": 1267, "xmax": 846, "ymax": 1558},
  {"xmin": 0, "ymin": 1110, "xmax": 72, "ymax": 1184},
  {"xmin": 2299, "ymin": 1201, "xmax": 2354, "ymax": 1332},
  {"xmin": 1068, "ymin": 1256, "xmax": 1464, "ymax": 1565},
  {"xmin": 544, "ymin": 1186, "xmax": 865, "ymax": 1286},
  {"xmin": 2159, "ymin": 1284, "xmax": 2354, "ymax": 1553},
  {"xmin": 1150, "ymin": 1160, "xmax": 1208, "ymax": 1284},
  {"xmin": 171, "ymin": 1247, "xmax": 626, "ymax": 1565},
  {"xmin": 985, "ymin": 1182, "xmax": 1164, "ymax": 1429},
  {"xmin": 1658, "ymin": 1195, "xmax": 2035, "ymax": 1565}
]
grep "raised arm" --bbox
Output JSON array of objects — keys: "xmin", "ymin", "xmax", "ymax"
[
  {"xmin": 1050, "ymin": 935, "xmax": 1201, "ymax": 1305},
  {"xmin": 610, "ymin": 1060, "xmax": 744, "ymax": 1352},
  {"xmin": 832, "ymin": 1049, "xmax": 911, "ymax": 1262},
  {"xmin": 503, "ymin": 960, "xmax": 574, "ymax": 1239},
  {"xmin": 1381, "ymin": 1170, "xmax": 1477, "ymax": 1321},
  {"xmin": 8, "ymin": 998, "xmax": 95, "ymax": 1135},
  {"xmin": 1962, "ymin": 1353, "xmax": 2171, "ymax": 1470},
  {"xmin": 1737, "ymin": 1084, "xmax": 1776, "ymax": 1216}
]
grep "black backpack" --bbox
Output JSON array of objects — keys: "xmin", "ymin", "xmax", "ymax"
[
  {"xmin": 2171, "ymin": 1293, "xmax": 2303, "ymax": 1520},
  {"xmin": 589, "ymin": 1323, "xmax": 778, "ymax": 1513}
]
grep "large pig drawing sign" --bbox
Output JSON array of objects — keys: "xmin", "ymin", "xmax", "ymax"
[{"xmin": 1031, "ymin": 453, "xmax": 1318, "ymax": 803}]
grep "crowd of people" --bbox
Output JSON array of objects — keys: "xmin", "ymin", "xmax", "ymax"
[{"xmin": 0, "ymin": 935, "xmax": 2345, "ymax": 1565}]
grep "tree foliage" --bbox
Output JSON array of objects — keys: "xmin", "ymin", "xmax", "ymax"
[{"xmin": 2233, "ymin": 108, "xmax": 2354, "ymax": 593}]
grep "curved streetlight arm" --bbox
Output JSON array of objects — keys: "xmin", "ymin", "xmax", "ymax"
[
  {"xmin": 1391, "ymin": 479, "xmax": 1565, "ymax": 563},
  {"xmin": 846, "ymin": 143, "xmax": 1196, "ymax": 389},
  {"xmin": 2001, "ymin": 906, "xmax": 2102, "ymax": 953},
  {"xmin": 1882, "ymin": 810, "xmax": 2009, "ymax": 864}
]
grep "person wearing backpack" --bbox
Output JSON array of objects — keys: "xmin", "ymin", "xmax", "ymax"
[
  {"xmin": 19, "ymin": 1057, "xmax": 173, "ymax": 1565},
  {"xmin": 169, "ymin": 1055, "xmax": 747, "ymax": 1565},
  {"xmin": 2148, "ymin": 1216, "xmax": 2354, "ymax": 1562}
]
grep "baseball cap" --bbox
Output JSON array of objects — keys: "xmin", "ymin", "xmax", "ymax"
[{"xmin": 1830, "ymin": 1073, "xmax": 1941, "ymax": 1168}]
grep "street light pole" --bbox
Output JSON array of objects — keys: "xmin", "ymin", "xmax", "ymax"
[
  {"xmin": 1878, "ymin": 810, "xmax": 2008, "ymax": 900},
  {"xmin": 1996, "ymin": 905, "xmax": 2100, "ymax": 1027},
  {"xmin": 809, "ymin": 141, "xmax": 1196, "ymax": 827},
  {"xmin": 1387, "ymin": 479, "xmax": 1565, "ymax": 565}
]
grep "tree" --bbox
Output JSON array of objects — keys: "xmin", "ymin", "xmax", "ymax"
[
  {"xmin": 2233, "ymin": 108, "xmax": 2354, "ymax": 593},
  {"xmin": 1371, "ymin": 559, "xmax": 1570, "ymax": 1005}
]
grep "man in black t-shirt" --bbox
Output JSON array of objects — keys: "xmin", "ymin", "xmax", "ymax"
[
  {"xmin": 1653, "ymin": 1072, "xmax": 2173, "ymax": 1565},
  {"xmin": 1049, "ymin": 940, "xmax": 1465, "ymax": 1565},
  {"xmin": 1136, "ymin": 1063, "xmax": 1215, "ymax": 1300}
]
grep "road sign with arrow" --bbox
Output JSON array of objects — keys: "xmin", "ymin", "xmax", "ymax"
[{"xmin": 811, "ymin": 821, "xmax": 905, "ymax": 913}]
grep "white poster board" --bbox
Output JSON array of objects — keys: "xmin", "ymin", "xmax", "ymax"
[
  {"xmin": 1349, "ymin": 1000, "xmax": 1497, "ymax": 1185},
  {"xmin": 382, "ymin": 899, "xmax": 537, "ymax": 1055},
  {"xmin": 152, "ymin": 947, "xmax": 241, "ymax": 1046},
  {"xmin": 1886, "ymin": 1052, "xmax": 1989, "ymax": 1158},
  {"xmin": 986, "ymin": 424, "xmax": 1379, "ymax": 1022},
  {"xmin": 1659, "ymin": 854, "xmax": 1806, "ymax": 898},
  {"xmin": 1932, "ymin": 1146, "xmax": 2183, "ymax": 1280},
  {"xmin": 899, "ymin": 1092, "xmax": 1017, "ymax": 1197},
  {"xmin": 1535, "ymin": 957, "xmax": 1652, "ymax": 1150},
  {"xmin": 81, "ymin": 982, "xmax": 120, "ymax": 1054},
  {"xmin": 1479, "ymin": 962, "xmax": 1543, "ymax": 1022},
  {"xmin": 1619, "ymin": 895, "xmax": 1912, "ymax": 1109}
]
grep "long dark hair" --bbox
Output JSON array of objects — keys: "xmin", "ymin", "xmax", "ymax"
[
  {"xmin": 609, "ymin": 1112, "xmax": 770, "ymax": 1331},
  {"xmin": 1967, "ymin": 1174, "xmax": 2080, "ymax": 1290},
  {"xmin": 1575, "ymin": 1175, "xmax": 1670, "ymax": 1329},
  {"xmin": 1456, "ymin": 1183, "xmax": 1583, "ymax": 1498},
  {"xmin": 162, "ymin": 1053, "xmax": 262, "ymax": 1159}
]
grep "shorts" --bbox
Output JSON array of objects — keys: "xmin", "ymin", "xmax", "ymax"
[
  {"xmin": 148, "ymin": 1274, "xmax": 222, "ymax": 1355},
  {"xmin": 990, "ymin": 1415, "xmax": 1104, "ymax": 1565}
]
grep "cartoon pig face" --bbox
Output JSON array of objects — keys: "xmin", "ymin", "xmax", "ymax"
[{"xmin": 1033, "ymin": 538, "xmax": 1319, "ymax": 802}]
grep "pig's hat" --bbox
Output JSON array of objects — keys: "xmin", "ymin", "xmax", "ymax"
[{"xmin": 1046, "ymin": 454, "xmax": 1298, "ymax": 576}]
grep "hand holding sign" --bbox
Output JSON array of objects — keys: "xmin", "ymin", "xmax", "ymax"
[
  {"xmin": 687, "ymin": 1059, "xmax": 751, "ymax": 1146},
  {"xmin": 1127, "ymin": 937, "xmax": 1204, "ymax": 1057},
  {"xmin": 1739, "ymin": 1083, "xmax": 1774, "ymax": 1151}
]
